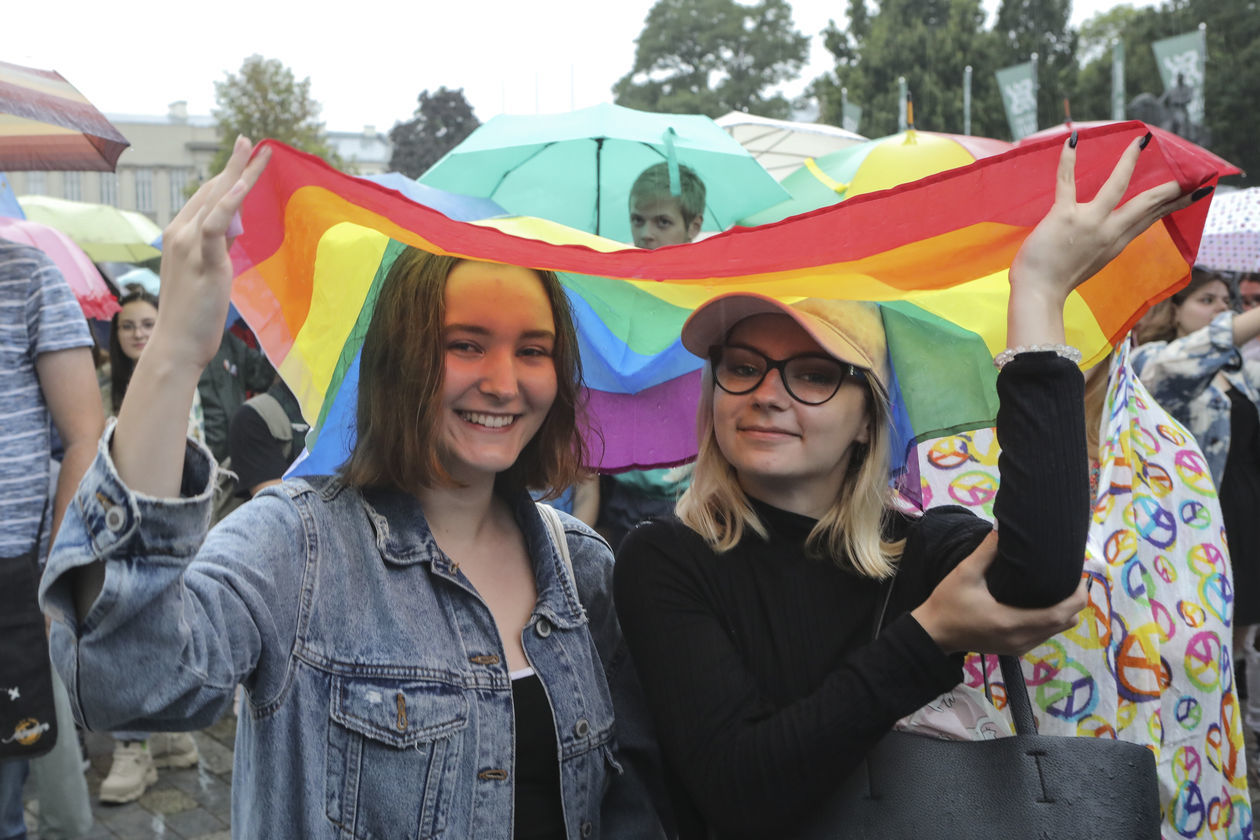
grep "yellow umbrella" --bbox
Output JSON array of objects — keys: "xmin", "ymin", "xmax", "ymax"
[
  {"xmin": 741, "ymin": 129, "xmax": 1014, "ymax": 226},
  {"xmin": 19, "ymin": 195, "xmax": 161, "ymax": 262}
]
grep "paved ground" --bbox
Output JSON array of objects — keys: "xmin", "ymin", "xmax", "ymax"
[
  {"xmin": 21, "ymin": 714, "xmax": 1260, "ymax": 837},
  {"xmin": 21, "ymin": 713, "xmax": 237, "ymax": 840}
]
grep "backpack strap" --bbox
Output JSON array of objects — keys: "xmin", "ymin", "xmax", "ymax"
[
  {"xmin": 245, "ymin": 392, "xmax": 294, "ymax": 458},
  {"xmin": 535, "ymin": 502, "xmax": 576, "ymax": 588}
]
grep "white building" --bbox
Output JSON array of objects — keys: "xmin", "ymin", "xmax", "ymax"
[{"xmin": 7, "ymin": 102, "xmax": 393, "ymax": 227}]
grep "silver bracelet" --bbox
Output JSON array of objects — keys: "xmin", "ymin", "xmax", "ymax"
[{"xmin": 993, "ymin": 344, "xmax": 1083, "ymax": 369}]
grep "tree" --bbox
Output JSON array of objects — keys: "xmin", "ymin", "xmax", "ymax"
[
  {"xmin": 1075, "ymin": 0, "xmax": 1258, "ymax": 187},
  {"xmin": 211, "ymin": 55, "xmax": 337, "ymax": 174},
  {"xmin": 813, "ymin": 0, "xmax": 1002, "ymax": 138},
  {"xmin": 388, "ymin": 88, "xmax": 480, "ymax": 179},
  {"xmin": 613, "ymin": 0, "xmax": 809, "ymax": 118}
]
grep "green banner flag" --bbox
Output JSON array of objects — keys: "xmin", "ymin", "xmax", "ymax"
[
  {"xmin": 842, "ymin": 102, "xmax": 862, "ymax": 134},
  {"xmin": 995, "ymin": 61, "xmax": 1038, "ymax": 140},
  {"xmin": 1151, "ymin": 29, "xmax": 1206, "ymax": 128}
]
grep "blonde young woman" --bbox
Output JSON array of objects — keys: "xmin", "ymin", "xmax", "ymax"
[{"xmin": 613, "ymin": 137, "xmax": 1212, "ymax": 838}]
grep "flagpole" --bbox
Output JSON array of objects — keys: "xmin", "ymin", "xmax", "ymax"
[
  {"xmin": 1030, "ymin": 52, "xmax": 1039, "ymax": 133},
  {"xmin": 897, "ymin": 76, "xmax": 907, "ymax": 131},
  {"xmin": 963, "ymin": 65, "xmax": 972, "ymax": 135},
  {"xmin": 1198, "ymin": 22, "xmax": 1207, "ymax": 125}
]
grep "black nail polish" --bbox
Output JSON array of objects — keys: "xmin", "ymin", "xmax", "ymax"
[
  {"xmin": 1068, "ymin": 130, "xmax": 1078, "ymax": 149},
  {"xmin": 1139, "ymin": 131, "xmax": 1152, "ymax": 150},
  {"xmin": 1191, "ymin": 185, "xmax": 1215, "ymax": 202}
]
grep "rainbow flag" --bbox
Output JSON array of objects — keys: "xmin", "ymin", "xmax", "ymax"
[{"xmin": 228, "ymin": 121, "xmax": 1236, "ymax": 475}]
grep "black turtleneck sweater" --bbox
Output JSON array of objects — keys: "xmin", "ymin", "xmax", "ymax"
[{"xmin": 613, "ymin": 353, "xmax": 1088, "ymax": 839}]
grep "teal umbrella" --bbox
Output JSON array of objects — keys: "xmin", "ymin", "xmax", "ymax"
[{"xmin": 418, "ymin": 103, "xmax": 788, "ymax": 244}]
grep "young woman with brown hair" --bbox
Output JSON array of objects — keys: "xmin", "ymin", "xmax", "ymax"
[{"xmin": 40, "ymin": 139, "xmax": 668, "ymax": 839}]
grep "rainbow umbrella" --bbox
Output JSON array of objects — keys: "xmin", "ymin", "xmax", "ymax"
[
  {"xmin": 19, "ymin": 195, "xmax": 162, "ymax": 262},
  {"xmin": 0, "ymin": 216, "xmax": 119, "ymax": 319},
  {"xmin": 741, "ymin": 130, "xmax": 1015, "ymax": 226},
  {"xmin": 230, "ymin": 121, "xmax": 1233, "ymax": 475},
  {"xmin": 0, "ymin": 60, "xmax": 130, "ymax": 171}
]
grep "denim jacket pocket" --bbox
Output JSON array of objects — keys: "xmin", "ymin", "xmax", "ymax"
[{"xmin": 326, "ymin": 676, "xmax": 469, "ymax": 840}]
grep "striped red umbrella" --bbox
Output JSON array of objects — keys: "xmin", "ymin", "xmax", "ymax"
[{"xmin": 0, "ymin": 60, "xmax": 129, "ymax": 171}]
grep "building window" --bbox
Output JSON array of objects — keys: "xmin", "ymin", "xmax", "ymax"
[
  {"xmin": 64, "ymin": 171, "xmax": 82, "ymax": 201},
  {"xmin": 135, "ymin": 169, "xmax": 153, "ymax": 213},
  {"xmin": 100, "ymin": 172, "xmax": 118, "ymax": 206},
  {"xmin": 26, "ymin": 171, "xmax": 46, "ymax": 195},
  {"xmin": 169, "ymin": 169, "xmax": 190, "ymax": 213}
]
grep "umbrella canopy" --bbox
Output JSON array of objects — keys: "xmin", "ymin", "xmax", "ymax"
[
  {"xmin": 742, "ymin": 129, "xmax": 1015, "ymax": 226},
  {"xmin": 0, "ymin": 216, "xmax": 119, "ymax": 319},
  {"xmin": 714, "ymin": 111, "xmax": 867, "ymax": 181},
  {"xmin": 1197, "ymin": 187, "xmax": 1260, "ymax": 273},
  {"xmin": 230, "ymin": 124, "xmax": 1229, "ymax": 475},
  {"xmin": 0, "ymin": 173, "xmax": 23, "ymax": 219},
  {"xmin": 418, "ymin": 103, "xmax": 788, "ymax": 244},
  {"xmin": 0, "ymin": 59, "xmax": 130, "ymax": 171},
  {"xmin": 356, "ymin": 172, "xmax": 507, "ymax": 221},
  {"xmin": 116, "ymin": 266, "xmax": 161, "ymax": 296},
  {"xmin": 19, "ymin": 195, "xmax": 161, "ymax": 262}
]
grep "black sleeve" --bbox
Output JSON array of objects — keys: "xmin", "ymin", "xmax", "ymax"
[
  {"xmin": 227, "ymin": 404, "xmax": 289, "ymax": 497},
  {"xmin": 984, "ymin": 351, "xmax": 1090, "ymax": 606},
  {"xmin": 614, "ymin": 521, "xmax": 966, "ymax": 838}
]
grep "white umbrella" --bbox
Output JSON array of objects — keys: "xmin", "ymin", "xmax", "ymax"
[
  {"xmin": 714, "ymin": 112, "xmax": 867, "ymax": 181},
  {"xmin": 1197, "ymin": 187, "xmax": 1260, "ymax": 273}
]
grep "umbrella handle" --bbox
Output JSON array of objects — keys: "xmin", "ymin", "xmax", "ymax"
[{"xmin": 663, "ymin": 128, "xmax": 681, "ymax": 197}]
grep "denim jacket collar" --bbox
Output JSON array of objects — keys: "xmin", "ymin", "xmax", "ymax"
[{"xmin": 350, "ymin": 480, "xmax": 588, "ymax": 630}]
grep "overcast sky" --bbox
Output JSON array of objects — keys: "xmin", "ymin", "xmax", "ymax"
[{"xmin": 10, "ymin": 0, "xmax": 1155, "ymax": 131}]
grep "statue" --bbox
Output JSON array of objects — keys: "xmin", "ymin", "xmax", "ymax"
[
  {"xmin": 1159, "ymin": 73, "xmax": 1195, "ymax": 139},
  {"xmin": 1126, "ymin": 76, "xmax": 1210, "ymax": 146}
]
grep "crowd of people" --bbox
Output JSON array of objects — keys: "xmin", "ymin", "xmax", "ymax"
[{"xmin": 0, "ymin": 125, "xmax": 1251, "ymax": 840}]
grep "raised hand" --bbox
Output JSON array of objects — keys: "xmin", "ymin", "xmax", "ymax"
[
  {"xmin": 112, "ymin": 136, "xmax": 270, "ymax": 500},
  {"xmin": 151, "ymin": 136, "xmax": 271, "ymax": 374},
  {"xmin": 1006, "ymin": 132, "xmax": 1209, "ymax": 350}
]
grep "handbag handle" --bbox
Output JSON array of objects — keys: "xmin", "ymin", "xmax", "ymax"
[
  {"xmin": 873, "ymin": 569, "xmax": 1040, "ymax": 737},
  {"xmin": 997, "ymin": 655, "xmax": 1038, "ymax": 735}
]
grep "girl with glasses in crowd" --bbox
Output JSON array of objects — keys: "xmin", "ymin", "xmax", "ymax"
[{"xmin": 613, "ymin": 137, "xmax": 1212, "ymax": 838}]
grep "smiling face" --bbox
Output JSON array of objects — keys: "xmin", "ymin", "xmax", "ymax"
[
  {"xmin": 712, "ymin": 313, "xmax": 872, "ymax": 515},
  {"xmin": 1174, "ymin": 278, "xmax": 1231, "ymax": 337},
  {"xmin": 629, "ymin": 195, "xmax": 702, "ymax": 250},
  {"xmin": 437, "ymin": 262, "xmax": 559, "ymax": 486},
  {"xmin": 116, "ymin": 300, "xmax": 157, "ymax": 360}
]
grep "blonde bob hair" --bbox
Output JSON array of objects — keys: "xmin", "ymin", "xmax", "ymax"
[{"xmin": 675, "ymin": 363, "xmax": 905, "ymax": 579}]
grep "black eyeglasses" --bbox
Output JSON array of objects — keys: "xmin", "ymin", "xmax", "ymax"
[{"xmin": 709, "ymin": 344, "xmax": 865, "ymax": 406}]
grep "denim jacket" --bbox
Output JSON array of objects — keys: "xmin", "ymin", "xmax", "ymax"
[
  {"xmin": 1131, "ymin": 310, "xmax": 1260, "ymax": 486},
  {"xmin": 40, "ymin": 425, "xmax": 668, "ymax": 839}
]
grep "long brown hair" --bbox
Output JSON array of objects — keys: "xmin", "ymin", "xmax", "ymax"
[
  {"xmin": 1135, "ymin": 268, "xmax": 1230, "ymax": 345},
  {"xmin": 339, "ymin": 248, "xmax": 588, "ymax": 496},
  {"xmin": 109, "ymin": 288, "xmax": 159, "ymax": 411}
]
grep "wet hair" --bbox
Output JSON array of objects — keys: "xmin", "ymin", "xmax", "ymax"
[
  {"xmin": 1135, "ymin": 267, "xmax": 1231, "ymax": 345},
  {"xmin": 339, "ymin": 248, "xmax": 588, "ymax": 497},
  {"xmin": 676, "ymin": 356, "xmax": 904, "ymax": 579},
  {"xmin": 629, "ymin": 162, "xmax": 706, "ymax": 227},
  {"xmin": 108, "ymin": 289, "xmax": 160, "ymax": 411}
]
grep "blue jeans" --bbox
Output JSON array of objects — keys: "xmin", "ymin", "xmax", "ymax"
[{"xmin": 0, "ymin": 758, "xmax": 28, "ymax": 840}]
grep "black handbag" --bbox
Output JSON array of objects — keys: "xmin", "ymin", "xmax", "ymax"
[
  {"xmin": 796, "ymin": 575, "xmax": 1162, "ymax": 839},
  {"xmin": 0, "ymin": 503, "xmax": 58, "ymax": 760}
]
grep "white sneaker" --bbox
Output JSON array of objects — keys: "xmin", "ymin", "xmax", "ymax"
[
  {"xmin": 99, "ymin": 740, "xmax": 157, "ymax": 804},
  {"xmin": 150, "ymin": 731, "xmax": 200, "ymax": 769}
]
